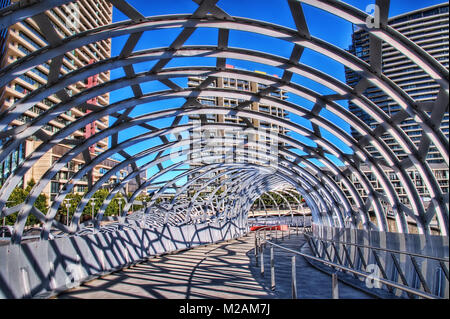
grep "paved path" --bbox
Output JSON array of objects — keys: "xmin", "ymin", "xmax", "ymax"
[{"xmin": 57, "ymin": 231, "xmax": 373, "ymax": 299}]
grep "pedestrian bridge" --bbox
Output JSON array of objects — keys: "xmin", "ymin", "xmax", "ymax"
[
  {"xmin": 0, "ymin": 0, "xmax": 448, "ymax": 299},
  {"xmin": 56, "ymin": 229, "xmax": 375, "ymax": 299}
]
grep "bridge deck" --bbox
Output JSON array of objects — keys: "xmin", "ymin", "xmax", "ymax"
[{"xmin": 56, "ymin": 232, "xmax": 373, "ymax": 299}]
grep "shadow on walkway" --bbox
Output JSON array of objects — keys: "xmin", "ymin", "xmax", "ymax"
[{"xmin": 57, "ymin": 232, "xmax": 373, "ymax": 299}]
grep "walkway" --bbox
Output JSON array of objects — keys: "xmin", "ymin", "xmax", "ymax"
[{"xmin": 56, "ymin": 231, "xmax": 373, "ymax": 299}]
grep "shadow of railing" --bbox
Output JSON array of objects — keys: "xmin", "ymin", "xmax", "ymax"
[
  {"xmin": 0, "ymin": 218, "xmax": 248, "ymax": 299},
  {"xmin": 59, "ymin": 235, "xmax": 276, "ymax": 299}
]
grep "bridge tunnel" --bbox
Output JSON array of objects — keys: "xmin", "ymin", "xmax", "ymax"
[
  {"xmin": 0, "ymin": 0, "xmax": 448, "ymax": 299},
  {"xmin": 0, "ymin": 0, "xmax": 447, "ymax": 244}
]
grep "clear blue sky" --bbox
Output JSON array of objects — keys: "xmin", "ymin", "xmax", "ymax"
[{"xmin": 107, "ymin": 0, "xmax": 444, "ymax": 188}]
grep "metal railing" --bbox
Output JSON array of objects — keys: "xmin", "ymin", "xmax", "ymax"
[
  {"xmin": 304, "ymin": 232, "xmax": 449, "ymax": 298},
  {"xmin": 253, "ymin": 226, "xmax": 446, "ymax": 299}
]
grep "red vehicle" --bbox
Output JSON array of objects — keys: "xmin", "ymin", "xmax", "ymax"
[{"xmin": 250, "ymin": 225, "xmax": 289, "ymax": 231}]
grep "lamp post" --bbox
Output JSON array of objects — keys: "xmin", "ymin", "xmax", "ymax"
[
  {"xmin": 3, "ymin": 200, "xmax": 15, "ymax": 238},
  {"xmin": 118, "ymin": 199, "xmax": 122, "ymax": 217},
  {"xmin": 90, "ymin": 200, "xmax": 95, "ymax": 222},
  {"xmin": 2, "ymin": 215, "xmax": 5, "ymax": 238},
  {"xmin": 66, "ymin": 203, "xmax": 71, "ymax": 226}
]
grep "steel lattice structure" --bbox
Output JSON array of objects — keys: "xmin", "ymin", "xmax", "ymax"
[{"xmin": 0, "ymin": 0, "xmax": 448, "ymax": 245}]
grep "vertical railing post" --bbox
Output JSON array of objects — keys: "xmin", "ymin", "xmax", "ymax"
[
  {"xmin": 332, "ymin": 272, "xmax": 339, "ymax": 299},
  {"xmin": 292, "ymin": 255, "xmax": 297, "ymax": 299},
  {"xmin": 260, "ymin": 249, "xmax": 265, "ymax": 277},
  {"xmin": 271, "ymin": 246, "xmax": 275, "ymax": 290},
  {"xmin": 255, "ymin": 233, "xmax": 259, "ymax": 267}
]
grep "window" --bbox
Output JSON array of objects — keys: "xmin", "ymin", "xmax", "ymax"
[{"xmin": 51, "ymin": 181, "xmax": 60, "ymax": 193}]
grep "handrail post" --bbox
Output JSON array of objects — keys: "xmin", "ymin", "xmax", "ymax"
[
  {"xmin": 255, "ymin": 233, "xmax": 259, "ymax": 267},
  {"xmin": 260, "ymin": 249, "xmax": 265, "ymax": 277},
  {"xmin": 264, "ymin": 233, "xmax": 442, "ymax": 300},
  {"xmin": 292, "ymin": 255, "xmax": 297, "ymax": 299},
  {"xmin": 332, "ymin": 272, "xmax": 339, "ymax": 299},
  {"xmin": 271, "ymin": 246, "xmax": 275, "ymax": 290}
]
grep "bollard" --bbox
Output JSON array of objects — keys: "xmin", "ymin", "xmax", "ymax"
[
  {"xmin": 332, "ymin": 272, "xmax": 339, "ymax": 299},
  {"xmin": 292, "ymin": 256, "xmax": 297, "ymax": 299},
  {"xmin": 260, "ymin": 249, "xmax": 265, "ymax": 277},
  {"xmin": 255, "ymin": 235, "xmax": 259, "ymax": 267},
  {"xmin": 271, "ymin": 246, "xmax": 275, "ymax": 290}
]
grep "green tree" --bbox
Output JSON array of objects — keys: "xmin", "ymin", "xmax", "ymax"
[
  {"xmin": 58, "ymin": 192, "xmax": 83, "ymax": 224},
  {"xmin": 5, "ymin": 179, "xmax": 48, "ymax": 226},
  {"xmin": 105, "ymin": 192, "xmax": 125, "ymax": 217}
]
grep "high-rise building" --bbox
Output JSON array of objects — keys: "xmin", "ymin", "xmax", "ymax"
[
  {"xmin": 187, "ymin": 67, "xmax": 289, "ymax": 194},
  {"xmin": 344, "ymin": 3, "xmax": 449, "ymax": 205},
  {"xmin": 0, "ymin": 1, "xmax": 127, "ymax": 201}
]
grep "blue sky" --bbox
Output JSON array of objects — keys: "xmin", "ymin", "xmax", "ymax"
[{"xmin": 107, "ymin": 0, "xmax": 444, "ymax": 188}]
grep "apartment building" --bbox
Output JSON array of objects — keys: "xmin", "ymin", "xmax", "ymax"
[
  {"xmin": 344, "ymin": 3, "xmax": 449, "ymax": 206},
  {"xmin": 187, "ymin": 67, "xmax": 289, "ymax": 194},
  {"xmin": 0, "ymin": 1, "xmax": 128, "ymax": 201}
]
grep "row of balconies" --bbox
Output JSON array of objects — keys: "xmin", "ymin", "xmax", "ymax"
[
  {"xmin": 4, "ymin": 83, "xmax": 108, "ymax": 151},
  {"xmin": 6, "ymin": 37, "xmax": 110, "ymax": 107}
]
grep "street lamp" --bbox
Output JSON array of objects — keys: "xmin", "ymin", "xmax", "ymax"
[
  {"xmin": 300, "ymin": 203, "xmax": 305, "ymax": 228},
  {"xmin": 2, "ymin": 215, "xmax": 5, "ymax": 238},
  {"xmin": 3, "ymin": 200, "xmax": 15, "ymax": 238},
  {"xmin": 118, "ymin": 199, "xmax": 122, "ymax": 217},
  {"xmin": 66, "ymin": 203, "xmax": 71, "ymax": 226},
  {"xmin": 90, "ymin": 200, "xmax": 95, "ymax": 222}
]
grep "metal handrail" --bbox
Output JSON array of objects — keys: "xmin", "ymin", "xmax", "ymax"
[
  {"xmin": 253, "ymin": 226, "xmax": 443, "ymax": 299},
  {"xmin": 304, "ymin": 232, "xmax": 449, "ymax": 263}
]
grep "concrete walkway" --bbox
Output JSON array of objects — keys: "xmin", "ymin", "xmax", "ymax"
[{"xmin": 56, "ymin": 232, "xmax": 373, "ymax": 299}]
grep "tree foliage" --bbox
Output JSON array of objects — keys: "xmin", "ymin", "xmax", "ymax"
[{"xmin": 5, "ymin": 179, "xmax": 48, "ymax": 226}]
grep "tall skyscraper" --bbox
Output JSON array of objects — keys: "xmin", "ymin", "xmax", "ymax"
[
  {"xmin": 0, "ymin": 1, "xmax": 128, "ymax": 201},
  {"xmin": 187, "ymin": 67, "xmax": 289, "ymax": 194},
  {"xmin": 344, "ymin": 3, "xmax": 449, "ymax": 206}
]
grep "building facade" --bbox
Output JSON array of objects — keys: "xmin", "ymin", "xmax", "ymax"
[
  {"xmin": 0, "ymin": 1, "xmax": 128, "ymax": 201},
  {"xmin": 187, "ymin": 67, "xmax": 289, "ymax": 194},
  {"xmin": 344, "ymin": 3, "xmax": 449, "ymax": 207}
]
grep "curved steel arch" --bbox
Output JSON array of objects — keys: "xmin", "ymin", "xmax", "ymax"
[
  {"xmin": 0, "ymin": 0, "xmax": 447, "ymax": 245},
  {"xmin": 0, "ymin": 54, "xmax": 444, "ymax": 228},
  {"xmin": 31, "ymin": 119, "xmax": 357, "ymax": 224},
  {"xmin": 0, "ymin": 59, "xmax": 443, "ymax": 231},
  {"xmin": 3, "ymin": 101, "xmax": 444, "ymax": 241},
  {"xmin": 20, "ymin": 95, "xmax": 408, "ymax": 228},
  {"xmin": 0, "ymin": 55, "xmax": 443, "ymax": 222},
  {"xmin": 0, "ymin": 19, "xmax": 448, "ymax": 170}
]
